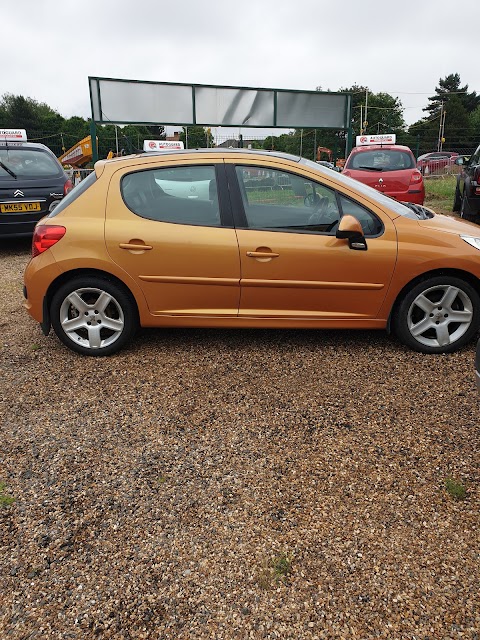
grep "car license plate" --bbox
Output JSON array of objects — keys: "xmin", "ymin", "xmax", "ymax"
[{"xmin": 0, "ymin": 202, "xmax": 41, "ymax": 213}]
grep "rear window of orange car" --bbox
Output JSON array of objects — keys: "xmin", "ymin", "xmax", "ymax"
[
  {"xmin": 48, "ymin": 171, "xmax": 97, "ymax": 218},
  {"xmin": 347, "ymin": 149, "xmax": 415, "ymax": 171}
]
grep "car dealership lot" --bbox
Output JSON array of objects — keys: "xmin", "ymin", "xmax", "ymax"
[{"xmin": 1, "ymin": 240, "xmax": 479, "ymax": 639}]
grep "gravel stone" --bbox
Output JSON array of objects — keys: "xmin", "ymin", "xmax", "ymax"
[{"xmin": 0, "ymin": 238, "xmax": 479, "ymax": 639}]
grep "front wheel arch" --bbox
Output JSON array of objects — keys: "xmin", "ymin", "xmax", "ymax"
[{"xmin": 389, "ymin": 271, "xmax": 480, "ymax": 353}]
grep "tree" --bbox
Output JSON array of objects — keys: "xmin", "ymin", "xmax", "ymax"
[
  {"xmin": 0, "ymin": 94, "xmax": 63, "ymax": 133},
  {"xmin": 338, "ymin": 85, "xmax": 406, "ymax": 139},
  {"xmin": 179, "ymin": 126, "xmax": 214, "ymax": 149},
  {"xmin": 408, "ymin": 74, "xmax": 479, "ymax": 153},
  {"xmin": 424, "ymin": 73, "xmax": 480, "ymax": 118}
]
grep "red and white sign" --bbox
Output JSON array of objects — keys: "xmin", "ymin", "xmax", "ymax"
[
  {"xmin": 0, "ymin": 129, "xmax": 27, "ymax": 141},
  {"xmin": 143, "ymin": 140, "xmax": 184, "ymax": 152},
  {"xmin": 356, "ymin": 134, "xmax": 396, "ymax": 146}
]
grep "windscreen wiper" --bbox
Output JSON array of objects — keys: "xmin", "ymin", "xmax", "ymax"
[
  {"xmin": 357, "ymin": 165, "xmax": 383, "ymax": 171},
  {"xmin": 0, "ymin": 161, "xmax": 17, "ymax": 179}
]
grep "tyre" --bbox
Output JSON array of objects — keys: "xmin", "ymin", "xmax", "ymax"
[
  {"xmin": 393, "ymin": 276, "xmax": 480, "ymax": 354},
  {"xmin": 452, "ymin": 184, "xmax": 461, "ymax": 212},
  {"xmin": 460, "ymin": 193, "xmax": 478, "ymax": 222},
  {"xmin": 50, "ymin": 276, "xmax": 137, "ymax": 356}
]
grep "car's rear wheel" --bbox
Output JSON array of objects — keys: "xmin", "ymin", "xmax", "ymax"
[
  {"xmin": 393, "ymin": 276, "xmax": 480, "ymax": 353},
  {"xmin": 460, "ymin": 192, "xmax": 478, "ymax": 222},
  {"xmin": 50, "ymin": 276, "xmax": 137, "ymax": 356}
]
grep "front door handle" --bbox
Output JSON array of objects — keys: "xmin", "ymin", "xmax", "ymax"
[
  {"xmin": 119, "ymin": 243, "xmax": 153, "ymax": 251},
  {"xmin": 246, "ymin": 251, "xmax": 280, "ymax": 259}
]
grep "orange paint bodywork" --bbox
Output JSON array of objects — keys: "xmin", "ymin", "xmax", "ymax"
[{"xmin": 24, "ymin": 150, "xmax": 480, "ymax": 333}]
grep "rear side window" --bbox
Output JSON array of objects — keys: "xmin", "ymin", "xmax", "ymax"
[
  {"xmin": 0, "ymin": 148, "xmax": 62, "ymax": 179},
  {"xmin": 121, "ymin": 165, "xmax": 221, "ymax": 227},
  {"xmin": 48, "ymin": 171, "xmax": 97, "ymax": 217},
  {"xmin": 348, "ymin": 149, "xmax": 415, "ymax": 171}
]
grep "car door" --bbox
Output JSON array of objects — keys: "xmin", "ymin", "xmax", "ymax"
[
  {"xmin": 226, "ymin": 162, "xmax": 397, "ymax": 321},
  {"xmin": 105, "ymin": 161, "xmax": 241, "ymax": 317}
]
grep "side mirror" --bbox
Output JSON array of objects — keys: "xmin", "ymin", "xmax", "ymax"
[
  {"xmin": 455, "ymin": 157, "xmax": 464, "ymax": 166},
  {"xmin": 336, "ymin": 214, "xmax": 367, "ymax": 250}
]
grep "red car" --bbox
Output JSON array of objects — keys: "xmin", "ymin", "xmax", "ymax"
[
  {"xmin": 417, "ymin": 151, "xmax": 459, "ymax": 175},
  {"xmin": 343, "ymin": 144, "xmax": 425, "ymax": 205}
]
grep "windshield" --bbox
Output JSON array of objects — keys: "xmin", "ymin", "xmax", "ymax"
[
  {"xmin": 346, "ymin": 149, "xmax": 415, "ymax": 172},
  {"xmin": 0, "ymin": 147, "xmax": 63, "ymax": 179},
  {"xmin": 300, "ymin": 157, "xmax": 422, "ymax": 219}
]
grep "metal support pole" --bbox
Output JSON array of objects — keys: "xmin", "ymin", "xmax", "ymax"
[{"xmin": 90, "ymin": 120, "xmax": 98, "ymax": 163}]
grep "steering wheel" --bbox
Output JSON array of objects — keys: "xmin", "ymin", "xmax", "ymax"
[{"xmin": 304, "ymin": 193, "xmax": 324, "ymax": 208}]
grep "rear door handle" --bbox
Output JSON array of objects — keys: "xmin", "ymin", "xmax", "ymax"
[{"xmin": 119, "ymin": 243, "xmax": 153, "ymax": 251}]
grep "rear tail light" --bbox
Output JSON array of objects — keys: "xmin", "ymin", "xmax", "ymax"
[
  {"xmin": 410, "ymin": 169, "xmax": 423, "ymax": 184},
  {"xmin": 64, "ymin": 178, "xmax": 73, "ymax": 195},
  {"xmin": 32, "ymin": 225, "xmax": 66, "ymax": 258}
]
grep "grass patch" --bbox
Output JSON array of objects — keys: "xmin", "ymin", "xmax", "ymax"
[
  {"xmin": 445, "ymin": 477, "xmax": 467, "ymax": 501},
  {"xmin": 424, "ymin": 175, "xmax": 457, "ymax": 214},
  {"xmin": 0, "ymin": 482, "xmax": 15, "ymax": 508},
  {"xmin": 255, "ymin": 552, "xmax": 293, "ymax": 589}
]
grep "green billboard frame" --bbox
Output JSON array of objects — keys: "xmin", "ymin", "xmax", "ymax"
[{"xmin": 88, "ymin": 77, "xmax": 353, "ymax": 162}]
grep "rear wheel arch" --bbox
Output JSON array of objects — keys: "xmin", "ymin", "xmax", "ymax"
[
  {"xmin": 49, "ymin": 272, "xmax": 141, "ymax": 356},
  {"xmin": 44, "ymin": 269, "xmax": 140, "ymax": 328}
]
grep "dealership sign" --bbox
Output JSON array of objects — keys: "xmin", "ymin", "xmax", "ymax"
[
  {"xmin": 0, "ymin": 129, "xmax": 27, "ymax": 141},
  {"xmin": 356, "ymin": 134, "xmax": 396, "ymax": 146},
  {"xmin": 143, "ymin": 140, "xmax": 185, "ymax": 152}
]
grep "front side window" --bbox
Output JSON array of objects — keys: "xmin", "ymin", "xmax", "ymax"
[
  {"xmin": 0, "ymin": 148, "xmax": 63, "ymax": 179},
  {"xmin": 339, "ymin": 196, "xmax": 383, "ymax": 236},
  {"xmin": 121, "ymin": 165, "xmax": 220, "ymax": 227},
  {"xmin": 235, "ymin": 166, "xmax": 340, "ymax": 233}
]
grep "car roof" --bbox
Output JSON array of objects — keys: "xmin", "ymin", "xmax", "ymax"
[
  {"xmin": 350, "ymin": 144, "xmax": 413, "ymax": 153},
  {"xmin": 0, "ymin": 140, "xmax": 55, "ymax": 153},
  {"xmin": 105, "ymin": 148, "xmax": 303, "ymax": 164}
]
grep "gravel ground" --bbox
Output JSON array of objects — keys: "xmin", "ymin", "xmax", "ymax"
[{"xmin": 0, "ymin": 238, "xmax": 479, "ymax": 640}]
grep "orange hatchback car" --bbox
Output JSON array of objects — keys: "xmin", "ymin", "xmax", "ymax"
[{"xmin": 23, "ymin": 149, "xmax": 480, "ymax": 356}]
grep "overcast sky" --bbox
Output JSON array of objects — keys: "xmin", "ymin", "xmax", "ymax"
[{"xmin": 3, "ymin": 0, "xmax": 478, "ymax": 137}]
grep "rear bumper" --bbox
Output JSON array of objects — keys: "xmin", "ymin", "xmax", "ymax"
[
  {"xmin": 23, "ymin": 251, "xmax": 62, "ymax": 323},
  {"xmin": 0, "ymin": 213, "xmax": 47, "ymax": 238},
  {"xmin": 394, "ymin": 190, "xmax": 425, "ymax": 205}
]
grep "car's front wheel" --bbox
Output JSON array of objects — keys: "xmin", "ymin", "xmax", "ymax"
[
  {"xmin": 50, "ymin": 276, "xmax": 137, "ymax": 356},
  {"xmin": 393, "ymin": 276, "xmax": 480, "ymax": 353}
]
